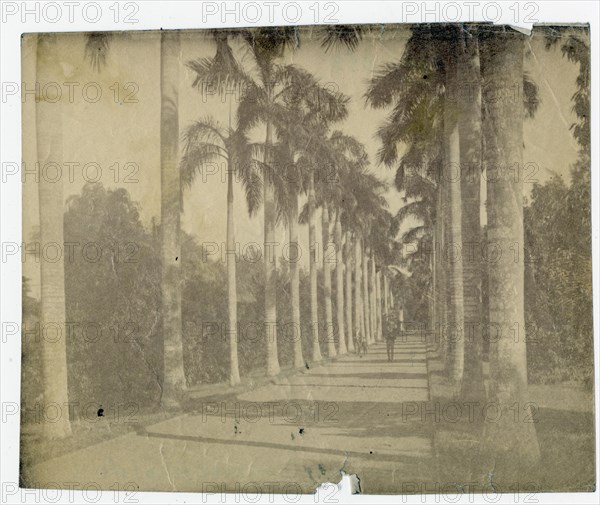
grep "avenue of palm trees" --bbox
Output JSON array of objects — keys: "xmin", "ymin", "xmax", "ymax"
[{"xmin": 31, "ymin": 23, "xmax": 591, "ymax": 482}]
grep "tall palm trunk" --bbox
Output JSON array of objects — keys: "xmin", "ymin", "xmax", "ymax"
[
  {"xmin": 309, "ymin": 170, "xmax": 323, "ymax": 362},
  {"xmin": 226, "ymin": 161, "xmax": 241, "ymax": 386},
  {"xmin": 368, "ymin": 251, "xmax": 375, "ymax": 341},
  {"xmin": 36, "ymin": 35, "xmax": 71, "ymax": 438},
  {"xmin": 437, "ymin": 182, "xmax": 448, "ymax": 359},
  {"xmin": 362, "ymin": 241, "xmax": 372, "ymax": 344},
  {"xmin": 334, "ymin": 211, "xmax": 347, "ymax": 354},
  {"xmin": 383, "ymin": 273, "xmax": 389, "ymax": 319},
  {"xmin": 399, "ymin": 307, "xmax": 404, "ymax": 335},
  {"xmin": 322, "ymin": 204, "xmax": 336, "ymax": 357},
  {"xmin": 376, "ymin": 270, "xmax": 383, "ymax": 342},
  {"xmin": 433, "ymin": 188, "xmax": 442, "ymax": 336},
  {"xmin": 443, "ymin": 44, "xmax": 465, "ymax": 391},
  {"xmin": 160, "ymin": 30, "xmax": 186, "ymax": 408},
  {"xmin": 458, "ymin": 30, "xmax": 485, "ymax": 402},
  {"xmin": 263, "ymin": 86, "xmax": 280, "ymax": 376},
  {"xmin": 344, "ymin": 231, "xmax": 355, "ymax": 352},
  {"xmin": 370, "ymin": 249, "xmax": 379, "ymax": 341},
  {"xmin": 354, "ymin": 237, "xmax": 364, "ymax": 346},
  {"xmin": 481, "ymin": 30, "xmax": 540, "ymax": 468},
  {"xmin": 289, "ymin": 190, "xmax": 304, "ymax": 368},
  {"xmin": 431, "ymin": 232, "xmax": 437, "ymax": 338},
  {"xmin": 428, "ymin": 252, "xmax": 435, "ymax": 333}
]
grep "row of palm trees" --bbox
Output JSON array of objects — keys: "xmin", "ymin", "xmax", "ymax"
[
  {"xmin": 364, "ymin": 23, "xmax": 587, "ymax": 469},
  {"xmin": 361, "ymin": 24, "xmax": 542, "ymax": 468},
  {"xmin": 34, "ymin": 27, "xmax": 580, "ymax": 480},
  {"xmin": 180, "ymin": 30, "xmax": 397, "ymax": 384},
  {"xmin": 34, "ymin": 27, "xmax": 397, "ymax": 440}
]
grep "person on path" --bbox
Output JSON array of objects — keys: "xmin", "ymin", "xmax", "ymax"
[
  {"xmin": 385, "ymin": 309, "xmax": 402, "ymax": 362},
  {"xmin": 355, "ymin": 328, "xmax": 367, "ymax": 357}
]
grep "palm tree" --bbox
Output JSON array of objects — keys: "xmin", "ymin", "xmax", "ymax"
[
  {"xmin": 362, "ymin": 242, "xmax": 372, "ymax": 344},
  {"xmin": 185, "ymin": 31, "xmax": 267, "ymax": 384},
  {"xmin": 308, "ymin": 168, "xmax": 323, "ymax": 362},
  {"xmin": 311, "ymin": 132, "xmax": 367, "ymax": 357},
  {"xmin": 321, "ymin": 133, "xmax": 372, "ymax": 354},
  {"xmin": 441, "ymin": 30, "xmax": 465, "ymax": 390},
  {"xmin": 238, "ymin": 71, "xmax": 336, "ymax": 371},
  {"xmin": 344, "ymin": 169, "xmax": 389, "ymax": 349},
  {"xmin": 365, "ymin": 24, "xmax": 539, "ymax": 385},
  {"xmin": 234, "ymin": 28, "xmax": 299, "ymax": 375},
  {"xmin": 279, "ymin": 80, "xmax": 349, "ymax": 366},
  {"xmin": 89, "ymin": 29, "xmax": 190, "ymax": 406},
  {"xmin": 377, "ymin": 269, "xmax": 383, "ymax": 341},
  {"xmin": 334, "ymin": 207, "xmax": 347, "ymax": 355},
  {"xmin": 434, "ymin": 181, "xmax": 446, "ymax": 353},
  {"xmin": 258, "ymin": 137, "xmax": 307, "ymax": 369},
  {"xmin": 480, "ymin": 28, "xmax": 540, "ymax": 469},
  {"xmin": 32, "ymin": 31, "xmax": 117, "ymax": 437},
  {"xmin": 36, "ymin": 34, "xmax": 71, "ymax": 439},
  {"xmin": 383, "ymin": 272, "xmax": 389, "ymax": 319},
  {"xmin": 370, "ymin": 247, "xmax": 379, "ymax": 341},
  {"xmin": 354, "ymin": 236, "xmax": 365, "ymax": 348},
  {"xmin": 180, "ymin": 116, "xmax": 261, "ymax": 386},
  {"xmin": 317, "ymin": 26, "xmax": 370, "ymax": 354},
  {"xmin": 315, "ymin": 139, "xmax": 359, "ymax": 357},
  {"xmin": 216, "ymin": 28, "xmax": 352, "ymax": 374},
  {"xmin": 375, "ymin": 24, "xmax": 466, "ymax": 386},
  {"xmin": 344, "ymin": 231, "xmax": 355, "ymax": 353},
  {"xmin": 362, "ymin": 197, "xmax": 390, "ymax": 348},
  {"xmin": 189, "ymin": 28, "xmax": 291, "ymax": 375},
  {"xmin": 32, "ymin": 31, "xmax": 113, "ymax": 438},
  {"xmin": 160, "ymin": 30, "xmax": 186, "ymax": 408},
  {"xmin": 321, "ymin": 204, "xmax": 336, "ymax": 357},
  {"xmin": 185, "ymin": 26, "xmax": 361, "ymax": 373},
  {"xmin": 270, "ymin": 139, "xmax": 306, "ymax": 369},
  {"xmin": 367, "ymin": 205, "xmax": 399, "ymax": 344},
  {"xmin": 365, "ymin": 24, "xmax": 448, "ymax": 358},
  {"xmin": 458, "ymin": 26, "xmax": 485, "ymax": 402},
  {"xmin": 286, "ymin": 169, "xmax": 304, "ymax": 368}
]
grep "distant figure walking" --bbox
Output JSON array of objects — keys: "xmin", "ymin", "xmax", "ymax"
[
  {"xmin": 385, "ymin": 324, "xmax": 396, "ymax": 362},
  {"xmin": 355, "ymin": 328, "xmax": 368, "ymax": 357},
  {"xmin": 384, "ymin": 311, "xmax": 400, "ymax": 362}
]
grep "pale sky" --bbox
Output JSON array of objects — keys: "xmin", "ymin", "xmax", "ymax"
[{"xmin": 22, "ymin": 26, "xmax": 581, "ymax": 293}]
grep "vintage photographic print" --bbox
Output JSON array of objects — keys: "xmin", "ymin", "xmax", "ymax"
[{"xmin": 19, "ymin": 21, "xmax": 593, "ymax": 496}]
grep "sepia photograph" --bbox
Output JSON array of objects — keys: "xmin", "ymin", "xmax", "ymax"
[{"xmin": 11, "ymin": 9, "xmax": 596, "ymax": 500}]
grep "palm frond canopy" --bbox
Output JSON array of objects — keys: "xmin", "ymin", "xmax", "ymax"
[
  {"xmin": 180, "ymin": 117, "xmax": 228, "ymax": 189},
  {"xmin": 319, "ymin": 25, "xmax": 364, "ymax": 52},
  {"xmin": 396, "ymin": 131, "xmax": 443, "ymax": 194},
  {"xmin": 366, "ymin": 25, "xmax": 447, "ymax": 173},
  {"xmin": 236, "ymin": 63, "xmax": 349, "ymax": 137},
  {"xmin": 187, "ymin": 31, "xmax": 248, "ymax": 92},
  {"xmin": 396, "ymin": 199, "xmax": 433, "ymax": 228},
  {"xmin": 275, "ymin": 64, "xmax": 350, "ymax": 124},
  {"xmin": 344, "ymin": 169, "xmax": 388, "ymax": 234},
  {"xmin": 368, "ymin": 208, "xmax": 399, "ymax": 265},
  {"xmin": 85, "ymin": 32, "xmax": 112, "ymax": 71},
  {"xmin": 365, "ymin": 25, "xmax": 443, "ymax": 110},
  {"xmin": 180, "ymin": 116, "xmax": 263, "ymax": 215},
  {"xmin": 240, "ymin": 26, "xmax": 298, "ymax": 78},
  {"xmin": 376, "ymin": 92, "xmax": 443, "ymax": 167}
]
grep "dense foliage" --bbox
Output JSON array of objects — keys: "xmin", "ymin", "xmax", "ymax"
[
  {"xmin": 524, "ymin": 155, "xmax": 593, "ymax": 386},
  {"xmin": 23, "ymin": 183, "xmax": 350, "ymax": 414}
]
